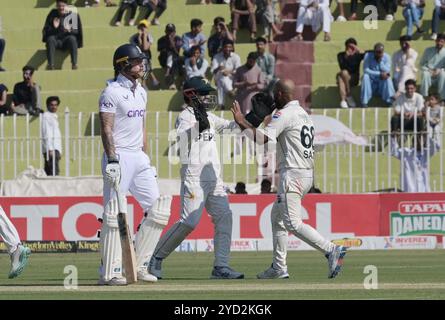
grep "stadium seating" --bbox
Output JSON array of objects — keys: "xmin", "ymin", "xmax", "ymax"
[{"xmin": 0, "ymin": 0, "xmax": 443, "ymax": 192}]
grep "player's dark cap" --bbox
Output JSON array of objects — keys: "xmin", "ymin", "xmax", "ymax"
[
  {"xmin": 165, "ymin": 23, "xmax": 176, "ymax": 32},
  {"xmin": 113, "ymin": 44, "xmax": 146, "ymax": 71},
  {"xmin": 183, "ymin": 76, "xmax": 215, "ymax": 96}
]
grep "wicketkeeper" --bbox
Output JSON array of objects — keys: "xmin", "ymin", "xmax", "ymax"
[
  {"xmin": 98, "ymin": 44, "xmax": 172, "ymax": 285},
  {"xmin": 149, "ymin": 76, "xmax": 244, "ymax": 279}
]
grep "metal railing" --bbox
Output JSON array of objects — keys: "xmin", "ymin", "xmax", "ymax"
[{"xmin": 0, "ymin": 107, "xmax": 443, "ymax": 193}]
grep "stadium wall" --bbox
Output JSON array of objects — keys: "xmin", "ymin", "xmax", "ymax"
[{"xmin": 1, "ymin": 193, "xmax": 444, "ymax": 245}]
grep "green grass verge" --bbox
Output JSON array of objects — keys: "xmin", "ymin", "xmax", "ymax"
[{"xmin": 0, "ymin": 250, "xmax": 444, "ymax": 299}]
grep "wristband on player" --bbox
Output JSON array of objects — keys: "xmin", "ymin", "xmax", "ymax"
[{"xmin": 107, "ymin": 155, "xmax": 119, "ymax": 163}]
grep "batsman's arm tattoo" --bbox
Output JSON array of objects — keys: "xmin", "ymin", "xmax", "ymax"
[{"xmin": 99, "ymin": 112, "xmax": 116, "ymax": 159}]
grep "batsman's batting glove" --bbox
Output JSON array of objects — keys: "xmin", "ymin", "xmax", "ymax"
[{"xmin": 105, "ymin": 157, "xmax": 121, "ymax": 189}]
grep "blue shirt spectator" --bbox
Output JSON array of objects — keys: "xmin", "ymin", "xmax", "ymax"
[
  {"xmin": 182, "ymin": 18, "xmax": 206, "ymax": 58},
  {"xmin": 360, "ymin": 43, "xmax": 395, "ymax": 107}
]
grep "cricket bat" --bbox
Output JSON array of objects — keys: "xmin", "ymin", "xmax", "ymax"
[{"xmin": 115, "ymin": 187, "xmax": 138, "ymax": 284}]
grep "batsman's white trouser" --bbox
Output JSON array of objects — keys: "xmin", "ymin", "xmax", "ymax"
[
  {"xmin": 100, "ymin": 149, "xmax": 161, "ymax": 279},
  {"xmin": 154, "ymin": 179, "xmax": 232, "ymax": 267},
  {"xmin": 0, "ymin": 206, "xmax": 21, "ymax": 255},
  {"xmin": 271, "ymin": 169, "xmax": 334, "ymax": 270}
]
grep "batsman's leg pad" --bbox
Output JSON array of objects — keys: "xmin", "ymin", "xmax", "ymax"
[
  {"xmin": 135, "ymin": 195, "xmax": 173, "ymax": 268},
  {"xmin": 149, "ymin": 195, "xmax": 173, "ymax": 226},
  {"xmin": 153, "ymin": 221, "xmax": 194, "ymax": 259},
  {"xmin": 99, "ymin": 198, "xmax": 123, "ymax": 281}
]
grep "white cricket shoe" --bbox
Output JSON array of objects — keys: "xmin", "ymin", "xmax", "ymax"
[
  {"xmin": 211, "ymin": 266, "xmax": 244, "ymax": 279},
  {"xmin": 340, "ymin": 100, "xmax": 348, "ymax": 109},
  {"xmin": 431, "ymin": 33, "xmax": 438, "ymax": 40},
  {"xmin": 326, "ymin": 245, "xmax": 347, "ymax": 279},
  {"xmin": 8, "ymin": 245, "xmax": 31, "ymax": 279},
  {"xmin": 97, "ymin": 276, "xmax": 127, "ymax": 286},
  {"xmin": 346, "ymin": 96, "xmax": 357, "ymax": 108},
  {"xmin": 149, "ymin": 256, "xmax": 163, "ymax": 279},
  {"xmin": 137, "ymin": 267, "xmax": 158, "ymax": 283},
  {"xmin": 336, "ymin": 15, "xmax": 347, "ymax": 22},
  {"xmin": 385, "ymin": 14, "xmax": 394, "ymax": 21},
  {"xmin": 257, "ymin": 264, "xmax": 289, "ymax": 279}
]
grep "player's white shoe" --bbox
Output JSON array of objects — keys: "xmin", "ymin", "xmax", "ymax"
[
  {"xmin": 257, "ymin": 264, "xmax": 289, "ymax": 279},
  {"xmin": 97, "ymin": 276, "xmax": 127, "ymax": 286},
  {"xmin": 211, "ymin": 266, "xmax": 244, "ymax": 279},
  {"xmin": 149, "ymin": 256, "xmax": 163, "ymax": 279},
  {"xmin": 137, "ymin": 267, "xmax": 158, "ymax": 283},
  {"xmin": 326, "ymin": 245, "xmax": 347, "ymax": 279},
  {"xmin": 8, "ymin": 245, "xmax": 31, "ymax": 279}
]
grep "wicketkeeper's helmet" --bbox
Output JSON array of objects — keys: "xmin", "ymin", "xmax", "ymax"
[{"xmin": 183, "ymin": 76, "xmax": 217, "ymax": 110}]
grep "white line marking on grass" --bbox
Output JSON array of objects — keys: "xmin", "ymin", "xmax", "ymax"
[{"xmin": 0, "ymin": 283, "xmax": 445, "ymax": 292}]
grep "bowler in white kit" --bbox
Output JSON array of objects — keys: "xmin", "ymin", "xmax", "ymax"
[
  {"xmin": 231, "ymin": 79, "xmax": 348, "ymax": 279},
  {"xmin": 149, "ymin": 76, "xmax": 244, "ymax": 279},
  {"xmin": 98, "ymin": 44, "xmax": 171, "ymax": 285}
]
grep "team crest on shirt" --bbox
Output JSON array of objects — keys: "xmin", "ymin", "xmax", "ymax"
[{"xmin": 272, "ymin": 111, "xmax": 282, "ymax": 119}]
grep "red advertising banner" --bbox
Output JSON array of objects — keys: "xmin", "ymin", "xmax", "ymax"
[{"xmin": 0, "ymin": 193, "xmax": 444, "ymax": 241}]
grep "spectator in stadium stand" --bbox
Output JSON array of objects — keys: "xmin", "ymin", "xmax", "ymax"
[
  {"xmin": 211, "ymin": 39, "xmax": 241, "ymax": 109},
  {"xmin": 207, "ymin": 17, "xmax": 234, "ymax": 60},
  {"xmin": 348, "ymin": 0, "xmax": 397, "ymax": 21},
  {"xmin": 336, "ymin": 37, "xmax": 365, "ymax": 109},
  {"xmin": 235, "ymin": 182, "xmax": 248, "ymax": 194},
  {"xmin": 0, "ymin": 37, "xmax": 5, "ymax": 71},
  {"xmin": 291, "ymin": 0, "xmax": 333, "ymax": 42},
  {"xmin": 424, "ymin": 93, "xmax": 442, "ymax": 137},
  {"xmin": 256, "ymin": 0, "xmax": 283, "ymax": 42},
  {"xmin": 400, "ymin": 0, "xmax": 425, "ymax": 38},
  {"xmin": 392, "ymin": 35, "xmax": 418, "ymax": 97},
  {"xmin": 42, "ymin": 0, "xmax": 83, "ymax": 70},
  {"xmin": 260, "ymin": 178, "xmax": 272, "ymax": 194},
  {"xmin": 142, "ymin": 0, "xmax": 167, "ymax": 26},
  {"xmin": 185, "ymin": 46, "xmax": 209, "ymax": 80},
  {"xmin": 336, "ymin": 1, "xmax": 347, "ymax": 22},
  {"xmin": 182, "ymin": 19, "xmax": 207, "ymax": 58},
  {"xmin": 419, "ymin": 33, "xmax": 445, "ymax": 101},
  {"xmin": 431, "ymin": 0, "xmax": 445, "ymax": 40},
  {"xmin": 390, "ymin": 79, "xmax": 425, "ymax": 134},
  {"xmin": 11, "ymin": 66, "xmax": 43, "ymax": 116},
  {"xmin": 41, "ymin": 96, "xmax": 62, "ymax": 176},
  {"xmin": 390, "ymin": 131, "xmax": 441, "ymax": 192},
  {"xmin": 360, "ymin": 42, "xmax": 396, "ymax": 108},
  {"xmin": 0, "ymin": 84, "xmax": 9, "ymax": 115},
  {"xmin": 255, "ymin": 36, "xmax": 276, "ymax": 87},
  {"xmin": 130, "ymin": 19, "xmax": 160, "ymax": 88},
  {"xmin": 157, "ymin": 23, "xmax": 183, "ymax": 90},
  {"xmin": 233, "ymin": 52, "xmax": 266, "ymax": 114},
  {"xmin": 230, "ymin": 0, "xmax": 257, "ymax": 42},
  {"xmin": 114, "ymin": 0, "xmax": 140, "ymax": 27}
]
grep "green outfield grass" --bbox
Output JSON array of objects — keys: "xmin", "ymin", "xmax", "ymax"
[{"xmin": 0, "ymin": 250, "xmax": 444, "ymax": 300}]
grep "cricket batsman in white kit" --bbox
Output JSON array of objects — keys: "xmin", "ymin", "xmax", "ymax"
[
  {"xmin": 231, "ymin": 79, "xmax": 347, "ymax": 279},
  {"xmin": 98, "ymin": 44, "xmax": 172, "ymax": 285},
  {"xmin": 0, "ymin": 206, "xmax": 31, "ymax": 278},
  {"xmin": 149, "ymin": 76, "xmax": 244, "ymax": 279}
]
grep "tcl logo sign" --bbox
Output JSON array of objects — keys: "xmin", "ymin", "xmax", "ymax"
[{"xmin": 3, "ymin": 193, "xmax": 442, "ymax": 241}]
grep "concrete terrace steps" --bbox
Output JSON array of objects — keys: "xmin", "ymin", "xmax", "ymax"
[
  {"xmin": 0, "ymin": 5, "xmax": 231, "ymax": 27},
  {"xmin": 0, "ymin": 43, "xmax": 257, "ymax": 70}
]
